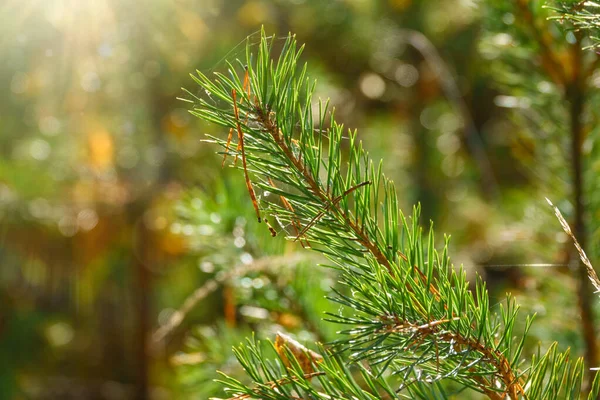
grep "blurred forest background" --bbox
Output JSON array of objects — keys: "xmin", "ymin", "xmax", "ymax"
[{"xmin": 2, "ymin": 0, "xmax": 600, "ymax": 399}]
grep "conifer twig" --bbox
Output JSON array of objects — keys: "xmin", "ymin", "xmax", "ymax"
[{"xmin": 187, "ymin": 29, "xmax": 599, "ymax": 400}]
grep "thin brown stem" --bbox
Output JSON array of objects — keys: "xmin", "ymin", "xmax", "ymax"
[
  {"xmin": 222, "ymin": 128, "xmax": 235, "ymax": 168},
  {"xmin": 232, "ymin": 88, "xmax": 261, "ymax": 223}
]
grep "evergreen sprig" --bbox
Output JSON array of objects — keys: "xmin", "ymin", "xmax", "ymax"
[{"xmin": 184, "ymin": 29, "xmax": 600, "ymax": 399}]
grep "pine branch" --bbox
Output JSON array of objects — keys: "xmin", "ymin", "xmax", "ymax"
[{"xmin": 185, "ymin": 28, "xmax": 599, "ymax": 399}]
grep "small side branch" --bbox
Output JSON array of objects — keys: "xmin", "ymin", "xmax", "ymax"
[
  {"xmin": 378, "ymin": 316, "xmax": 525, "ymax": 399},
  {"xmin": 294, "ymin": 180, "xmax": 371, "ymax": 241}
]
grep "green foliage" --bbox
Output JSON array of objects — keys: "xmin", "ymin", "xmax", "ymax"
[
  {"xmin": 186, "ymin": 29, "xmax": 600, "ymax": 399},
  {"xmin": 5, "ymin": 0, "xmax": 600, "ymax": 397},
  {"xmin": 162, "ymin": 181, "xmax": 338, "ymax": 398}
]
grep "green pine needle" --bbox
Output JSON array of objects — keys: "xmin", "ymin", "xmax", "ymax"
[{"xmin": 185, "ymin": 28, "xmax": 599, "ymax": 400}]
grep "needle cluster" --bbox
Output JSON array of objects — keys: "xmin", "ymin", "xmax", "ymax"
[{"xmin": 184, "ymin": 28, "xmax": 600, "ymax": 400}]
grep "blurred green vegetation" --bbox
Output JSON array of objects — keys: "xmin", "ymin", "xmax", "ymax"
[{"xmin": 1, "ymin": 0, "xmax": 598, "ymax": 399}]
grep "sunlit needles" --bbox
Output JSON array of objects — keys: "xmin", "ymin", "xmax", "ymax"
[{"xmin": 217, "ymin": 41, "xmax": 369, "ymax": 246}]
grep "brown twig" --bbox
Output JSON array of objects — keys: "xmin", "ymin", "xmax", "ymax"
[
  {"xmin": 232, "ymin": 88, "xmax": 261, "ymax": 223},
  {"xmin": 223, "ymin": 69, "xmax": 252, "ymax": 168},
  {"xmin": 379, "ymin": 316, "xmax": 525, "ymax": 399},
  {"xmin": 274, "ymin": 332, "xmax": 324, "ymax": 374},
  {"xmin": 222, "ymin": 128, "xmax": 235, "ymax": 168},
  {"xmin": 548, "ymin": 196, "xmax": 600, "ymax": 380}
]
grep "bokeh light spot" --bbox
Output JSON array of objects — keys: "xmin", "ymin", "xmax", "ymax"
[
  {"xmin": 58, "ymin": 215, "xmax": 78, "ymax": 237},
  {"xmin": 199, "ymin": 261, "xmax": 215, "ymax": 273},
  {"xmin": 30, "ymin": 139, "xmax": 51, "ymax": 160},
  {"xmin": 234, "ymin": 237, "xmax": 246, "ymax": 248},
  {"xmin": 395, "ymin": 64, "xmax": 419, "ymax": 87},
  {"xmin": 81, "ymin": 71, "xmax": 101, "ymax": 93},
  {"xmin": 77, "ymin": 209, "xmax": 99, "ymax": 231},
  {"xmin": 45, "ymin": 322, "xmax": 74, "ymax": 347},
  {"xmin": 436, "ymin": 132, "xmax": 461, "ymax": 155},
  {"xmin": 240, "ymin": 253, "xmax": 253, "ymax": 265},
  {"xmin": 39, "ymin": 116, "xmax": 61, "ymax": 136},
  {"xmin": 360, "ymin": 72, "xmax": 386, "ymax": 99}
]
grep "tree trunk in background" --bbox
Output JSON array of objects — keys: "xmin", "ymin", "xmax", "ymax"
[
  {"xmin": 131, "ymin": 202, "xmax": 151, "ymax": 400},
  {"xmin": 568, "ymin": 37, "xmax": 598, "ymax": 389}
]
